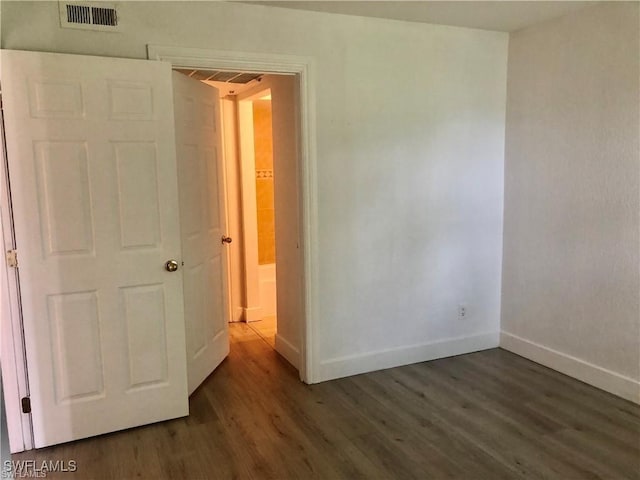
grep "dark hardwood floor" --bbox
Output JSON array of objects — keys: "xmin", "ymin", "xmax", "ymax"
[{"xmin": 13, "ymin": 323, "xmax": 640, "ymax": 479}]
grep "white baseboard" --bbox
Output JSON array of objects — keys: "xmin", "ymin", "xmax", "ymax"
[
  {"xmin": 230, "ymin": 306, "xmax": 244, "ymax": 323},
  {"xmin": 243, "ymin": 306, "xmax": 262, "ymax": 322},
  {"xmin": 500, "ymin": 331, "xmax": 640, "ymax": 404},
  {"xmin": 275, "ymin": 334, "xmax": 300, "ymax": 369},
  {"xmin": 317, "ymin": 332, "xmax": 500, "ymax": 383}
]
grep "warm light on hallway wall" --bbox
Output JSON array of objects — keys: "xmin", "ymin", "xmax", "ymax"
[{"xmin": 253, "ymin": 96, "xmax": 276, "ymax": 265}]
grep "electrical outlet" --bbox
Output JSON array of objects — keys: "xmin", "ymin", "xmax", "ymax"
[{"xmin": 458, "ymin": 304, "xmax": 467, "ymax": 320}]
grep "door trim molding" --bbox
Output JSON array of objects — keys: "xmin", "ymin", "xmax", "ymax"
[
  {"xmin": 0, "ymin": 93, "xmax": 34, "ymax": 452},
  {"xmin": 147, "ymin": 45, "xmax": 319, "ymax": 383}
]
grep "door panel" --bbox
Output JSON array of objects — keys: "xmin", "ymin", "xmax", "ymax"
[
  {"xmin": 172, "ymin": 72, "xmax": 229, "ymax": 395},
  {"xmin": 114, "ymin": 142, "xmax": 162, "ymax": 249},
  {"xmin": 35, "ymin": 141, "xmax": 94, "ymax": 255},
  {"xmin": 48, "ymin": 291, "xmax": 103, "ymax": 403},
  {"xmin": 1, "ymin": 50, "xmax": 189, "ymax": 448}
]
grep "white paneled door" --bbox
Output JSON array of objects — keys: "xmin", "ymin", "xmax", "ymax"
[
  {"xmin": 1, "ymin": 50, "xmax": 189, "ymax": 448},
  {"xmin": 172, "ymin": 72, "xmax": 230, "ymax": 395}
]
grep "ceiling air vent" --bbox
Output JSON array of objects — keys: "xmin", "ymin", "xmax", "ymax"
[
  {"xmin": 59, "ymin": 2, "xmax": 120, "ymax": 31},
  {"xmin": 176, "ymin": 69, "xmax": 262, "ymax": 85}
]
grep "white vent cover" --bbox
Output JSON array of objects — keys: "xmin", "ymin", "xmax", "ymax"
[{"xmin": 59, "ymin": 1, "xmax": 120, "ymax": 31}]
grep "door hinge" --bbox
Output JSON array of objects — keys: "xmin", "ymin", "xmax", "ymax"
[
  {"xmin": 21, "ymin": 397, "xmax": 31, "ymax": 414},
  {"xmin": 6, "ymin": 249, "xmax": 17, "ymax": 268}
]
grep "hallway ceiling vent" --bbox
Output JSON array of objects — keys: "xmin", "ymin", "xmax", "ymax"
[
  {"xmin": 176, "ymin": 69, "xmax": 262, "ymax": 85},
  {"xmin": 59, "ymin": 1, "xmax": 120, "ymax": 31}
]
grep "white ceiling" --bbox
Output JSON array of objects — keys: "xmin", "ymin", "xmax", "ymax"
[{"xmin": 242, "ymin": 1, "xmax": 598, "ymax": 32}]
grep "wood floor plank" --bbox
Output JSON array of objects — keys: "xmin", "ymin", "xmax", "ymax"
[
  {"xmin": 402, "ymin": 354, "xmax": 636, "ymax": 479},
  {"xmin": 365, "ymin": 369, "xmax": 523, "ymax": 480},
  {"xmin": 11, "ymin": 323, "xmax": 640, "ymax": 479},
  {"xmin": 478, "ymin": 349, "xmax": 640, "ymax": 428},
  {"xmin": 347, "ymin": 373, "xmax": 498, "ymax": 479},
  {"xmin": 230, "ymin": 336, "xmax": 382, "ymax": 479}
]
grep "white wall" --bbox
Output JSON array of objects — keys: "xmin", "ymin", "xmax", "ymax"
[
  {"xmin": 1, "ymin": 1, "xmax": 508, "ymax": 382},
  {"xmin": 501, "ymin": 2, "xmax": 640, "ymax": 403},
  {"xmin": 264, "ymin": 75, "xmax": 303, "ymax": 369}
]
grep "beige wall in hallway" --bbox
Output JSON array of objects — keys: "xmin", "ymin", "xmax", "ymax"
[{"xmin": 253, "ymin": 100, "xmax": 277, "ymax": 266}]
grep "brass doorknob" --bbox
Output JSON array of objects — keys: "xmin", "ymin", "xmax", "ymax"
[
  {"xmin": 165, "ymin": 260, "xmax": 179, "ymax": 272},
  {"xmin": 221, "ymin": 236, "xmax": 233, "ymax": 244}
]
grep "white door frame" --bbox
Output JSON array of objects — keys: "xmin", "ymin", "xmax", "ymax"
[
  {"xmin": 0, "ymin": 91, "xmax": 35, "ymax": 453},
  {"xmin": 147, "ymin": 46, "xmax": 318, "ymax": 385}
]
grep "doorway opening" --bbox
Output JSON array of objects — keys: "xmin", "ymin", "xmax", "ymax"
[
  {"xmin": 174, "ymin": 68, "xmax": 300, "ymax": 366},
  {"xmin": 149, "ymin": 46, "xmax": 316, "ymax": 385},
  {"xmin": 237, "ymin": 88, "xmax": 278, "ymax": 347}
]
